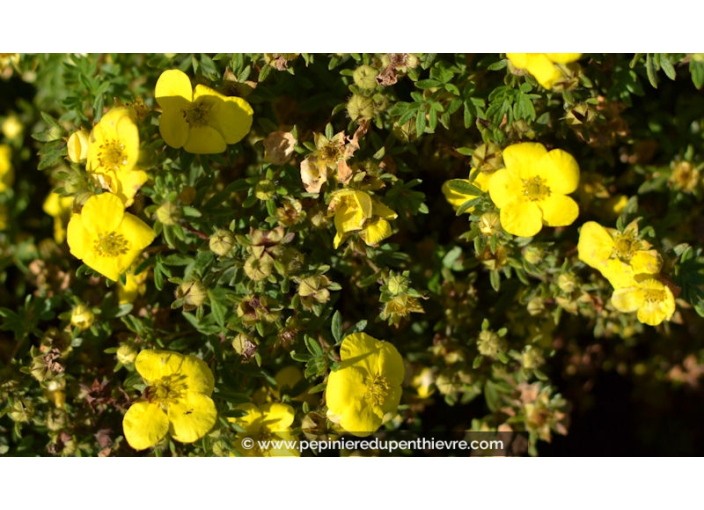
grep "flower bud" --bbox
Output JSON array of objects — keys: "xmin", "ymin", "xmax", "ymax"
[
  {"xmin": 521, "ymin": 345, "xmax": 545, "ymax": 370},
  {"xmin": 557, "ymin": 273, "xmax": 578, "ymax": 293},
  {"xmin": 478, "ymin": 212, "xmax": 501, "ymax": 236},
  {"xmin": 527, "ymin": 297, "xmax": 545, "ymax": 316},
  {"xmin": 347, "ymin": 94, "xmax": 374, "ymax": 122},
  {"xmin": 386, "ymin": 272, "xmax": 409, "ymax": 296},
  {"xmin": 471, "ymin": 143, "xmax": 503, "ymax": 173},
  {"xmin": 232, "ymin": 333, "xmax": 257, "ymax": 361},
  {"xmin": 70, "ymin": 304, "xmax": 95, "ymax": 331},
  {"xmin": 156, "ymin": 201, "xmax": 181, "ymax": 226},
  {"xmin": 244, "ymin": 255, "xmax": 274, "ymax": 281},
  {"xmin": 117, "ymin": 342, "xmax": 138, "ymax": 365},
  {"xmin": 176, "ymin": 281, "xmax": 207, "ymax": 310},
  {"xmin": 477, "ymin": 330, "xmax": 507, "ymax": 359},
  {"xmin": 209, "ymin": 229, "xmax": 236, "ymax": 257},
  {"xmin": 9, "ymin": 399, "xmax": 34, "ymax": 423},
  {"xmin": 255, "ymin": 179, "xmax": 276, "ymax": 201},
  {"xmin": 67, "ymin": 129, "xmax": 90, "ymax": 163},
  {"xmin": 524, "ymin": 246, "xmax": 544, "ymax": 265},
  {"xmin": 353, "ymin": 65, "xmax": 378, "ymax": 90}
]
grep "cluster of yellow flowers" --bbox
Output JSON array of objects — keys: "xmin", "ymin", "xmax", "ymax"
[
  {"xmin": 64, "ymin": 106, "xmax": 155, "ymax": 283},
  {"xmin": 578, "ymin": 220, "xmax": 675, "ymax": 326}
]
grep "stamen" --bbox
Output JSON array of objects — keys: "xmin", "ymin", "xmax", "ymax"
[
  {"xmin": 521, "ymin": 176, "xmax": 551, "ymax": 201},
  {"xmin": 98, "ymin": 139, "xmax": 128, "ymax": 171},
  {"xmin": 366, "ymin": 374, "xmax": 390, "ymax": 406},
  {"xmin": 93, "ymin": 232, "xmax": 130, "ymax": 257},
  {"xmin": 183, "ymin": 100, "xmax": 211, "ymax": 127}
]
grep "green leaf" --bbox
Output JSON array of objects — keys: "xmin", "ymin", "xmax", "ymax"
[{"xmin": 331, "ymin": 310, "xmax": 342, "ymax": 343}]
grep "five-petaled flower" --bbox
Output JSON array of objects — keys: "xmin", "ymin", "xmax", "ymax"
[
  {"xmin": 122, "ymin": 349, "xmax": 217, "ymax": 450},
  {"xmin": 326, "ymin": 332, "xmax": 404, "ymax": 437},
  {"xmin": 578, "ymin": 220, "xmax": 662, "ymax": 289},
  {"xmin": 488, "ymin": 142, "xmax": 580, "ymax": 237},
  {"xmin": 328, "ymin": 189, "xmax": 397, "ymax": 248},
  {"xmin": 611, "ymin": 277, "xmax": 676, "ymax": 326},
  {"xmin": 86, "ymin": 107, "xmax": 147, "ymax": 206},
  {"xmin": 155, "ymin": 69, "xmax": 253, "ymax": 154},
  {"xmin": 67, "ymin": 192, "xmax": 155, "ymax": 282},
  {"xmin": 229, "ymin": 402, "xmax": 299, "ymax": 457},
  {"xmin": 507, "ymin": 53, "xmax": 582, "ymax": 89}
]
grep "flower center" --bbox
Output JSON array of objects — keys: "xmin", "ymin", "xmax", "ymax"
[
  {"xmin": 522, "ymin": 176, "xmax": 551, "ymax": 201},
  {"xmin": 98, "ymin": 139, "xmax": 128, "ymax": 171},
  {"xmin": 145, "ymin": 374, "xmax": 187, "ymax": 408},
  {"xmin": 366, "ymin": 374, "xmax": 390, "ymax": 406},
  {"xmin": 643, "ymin": 288, "xmax": 665, "ymax": 303},
  {"xmin": 93, "ymin": 232, "xmax": 130, "ymax": 257},
  {"xmin": 183, "ymin": 100, "xmax": 211, "ymax": 128},
  {"xmin": 319, "ymin": 144, "xmax": 342, "ymax": 164},
  {"xmin": 611, "ymin": 231, "xmax": 640, "ymax": 262}
]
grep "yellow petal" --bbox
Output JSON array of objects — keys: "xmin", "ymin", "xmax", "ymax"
[
  {"xmin": 372, "ymin": 200, "xmax": 397, "ymax": 220},
  {"xmin": 123, "ymin": 400, "xmax": 169, "ymax": 450},
  {"xmin": 352, "ymin": 191, "xmax": 373, "ymax": 220},
  {"xmin": 442, "ymin": 180, "xmax": 472, "ymax": 211},
  {"xmin": 66, "ymin": 213, "xmax": 90, "ymax": 260},
  {"xmin": 340, "ymin": 332, "xmax": 384, "ymax": 369},
  {"xmin": 325, "ymin": 365, "xmax": 367, "ymax": 423},
  {"xmin": 335, "ymin": 202, "xmax": 365, "ymax": 234},
  {"xmin": 506, "ymin": 53, "xmax": 529, "ymax": 69},
  {"xmin": 179, "ymin": 354, "xmax": 215, "ymax": 396},
  {"xmin": 631, "ymin": 250, "xmax": 663, "ymax": 275},
  {"xmin": 114, "ymin": 114, "xmax": 140, "ymax": 172},
  {"xmin": 525, "ymin": 54, "xmax": 562, "ymax": 88},
  {"xmin": 473, "ymin": 168, "xmax": 493, "ymax": 192},
  {"xmin": 195, "ymin": 85, "xmax": 253, "ymax": 144},
  {"xmin": 168, "ymin": 392, "xmax": 217, "ymax": 443},
  {"xmin": 360, "ymin": 218, "xmax": 393, "ymax": 245},
  {"xmin": 159, "ymin": 105, "xmax": 190, "ymax": 149},
  {"xmin": 229, "ymin": 403, "xmax": 263, "ymax": 432},
  {"xmin": 502, "ymin": 142, "xmax": 548, "ymax": 180},
  {"xmin": 156, "ymin": 69, "xmax": 193, "ymax": 107},
  {"xmin": 488, "ymin": 168, "xmax": 522, "ymax": 209},
  {"xmin": 80, "ymin": 193, "xmax": 124, "ymax": 234},
  {"xmin": 601, "ymin": 259, "xmax": 637, "ymax": 289},
  {"xmin": 577, "ymin": 221, "xmax": 614, "ymax": 269},
  {"xmin": 499, "ymin": 199, "xmax": 542, "ymax": 237},
  {"xmin": 118, "ymin": 211, "xmax": 156, "ymax": 253},
  {"xmin": 611, "ymin": 287, "xmax": 643, "ymax": 313},
  {"xmin": 135, "ymin": 349, "xmax": 184, "ymax": 383},
  {"xmin": 545, "ymin": 53, "xmax": 582, "ymax": 64},
  {"xmin": 374, "ymin": 341, "xmax": 405, "ymax": 387},
  {"xmin": 541, "ymin": 149, "xmax": 580, "ymax": 194},
  {"xmin": 184, "ymin": 125, "xmax": 227, "ymax": 154},
  {"xmin": 538, "ymin": 194, "xmax": 579, "ymax": 227},
  {"xmin": 112, "ymin": 169, "xmax": 148, "ymax": 207},
  {"xmin": 260, "ymin": 403, "xmax": 295, "ymax": 433}
]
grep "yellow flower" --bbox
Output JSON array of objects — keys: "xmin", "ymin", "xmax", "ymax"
[
  {"xmin": 155, "ymin": 69, "xmax": 253, "ymax": 154},
  {"xmin": 67, "ymin": 193, "xmax": 155, "ymax": 282},
  {"xmin": 488, "ymin": 142, "xmax": 580, "ymax": 237},
  {"xmin": 325, "ymin": 333, "xmax": 404, "ymax": 437},
  {"xmin": 86, "ymin": 107, "xmax": 147, "ymax": 206},
  {"xmin": 328, "ymin": 189, "xmax": 397, "ymax": 248},
  {"xmin": 0, "ymin": 144, "xmax": 14, "ymax": 193},
  {"xmin": 43, "ymin": 191, "xmax": 74, "ymax": 244},
  {"xmin": 122, "ymin": 349, "xmax": 217, "ymax": 450},
  {"xmin": 507, "ymin": 53, "xmax": 582, "ymax": 89},
  {"xmin": 67, "ymin": 129, "xmax": 90, "ymax": 163},
  {"xmin": 229, "ymin": 403, "xmax": 299, "ymax": 457},
  {"xmin": 611, "ymin": 278, "xmax": 676, "ymax": 326},
  {"xmin": 442, "ymin": 168, "xmax": 492, "ymax": 213},
  {"xmin": 578, "ymin": 220, "xmax": 662, "ymax": 289}
]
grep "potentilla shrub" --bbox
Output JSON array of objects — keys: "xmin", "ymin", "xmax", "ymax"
[{"xmin": 1, "ymin": 53, "xmax": 703, "ymax": 456}]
